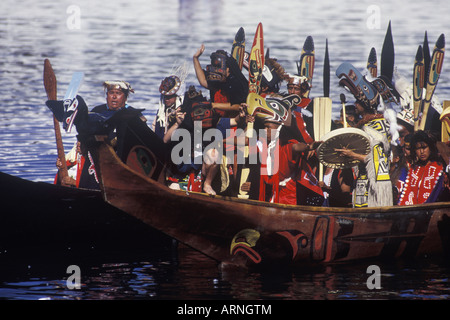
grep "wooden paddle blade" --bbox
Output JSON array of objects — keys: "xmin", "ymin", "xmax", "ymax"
[
  {"xmin": 440, "ymin": 101, "xmax": 450, "ymax": 142},
  {"xmin": 381, "ymin": 21, "xmax": 394, "ymax": 82},
  {"xmin": 44, "ymin": 59, "xmax": 57, "ymax": 100},
  {"xmin": 237, "ymin": 167, "xmax": 250, "ymax": 199},
  {"xmin": 248, "ymin": 23, "xmax": 264, "ymax": 94},
  {"xmin": 231, "ymin": 27, "xmax": 246, "ymax": 70},
  {"xmin": 367, "ymin": 47, "xmax": 378, "ymax": 78},
  {"xmin": 313, "ymin": 97, "xmax": 333, "ymax": 141},
  {"xmin": 423, "ymin": 31, "xmax": 431, "ymax": 80},
  {"xmin": 43, "ymin": 59, "xmax": 68, "ymax": 180},
  {"xmin": 246, "ymin": 93, "xmax": 271, "ymax": 118},
  {"xmin": 323, "ymin": 39, "xmax": 330, "ymax": 98},
  {"xmin": 298, "ymin": 36, "xmax": 315, "ymax": 97},
  {"xmin": 419, "ymin": 33, "xmax": 445, "ymax": 131},
  {"xmin": 413, "ymin": 45, "xmax": 424, "ymax": 131},
  {"xmin": 246, "ymin": 93, "xmax": 294, "ymax": 125}
]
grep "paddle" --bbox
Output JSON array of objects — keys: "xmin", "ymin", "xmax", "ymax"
[
  {"xmin": 440, "ymin": 101, "xmax": 450, "ymax": 142},
  {"xmin": 380, "ymin": 21, "xmax": 394, "ymax": 82},
  {"xmin": 413, "ymin": 45, "xmax": 425, "ymax": 132},
  {"xmin": 44, "ymin": 59, "xmax": 68, "ymax": 182},
  {"xmin": 231, "ymin": 27, "xmax": 245, "ymax": 71},
  {"xmin": 367, "ymin": 47, "xmax": 378, "ymax": 78},
  {"xmin": 418, "ymin": 34, "xmax": 445, "ymax": 131},
  {"xmin": 423, "ymin": 31, "xmax": 431, "ymax": 81},
  {"xmin": 297, "ymin": 36, "xmax": 315, "ymax": 98},
  {"xmin": 238, "ymin": 22, "xmax": 264, "ymax": 199},
  {"xmin": 62, "ymin": 71, "xmax": 84, "ymax": 133},
  {"xmin": 323, "ymin": 39, "xmax": 330, "ymax": 98},
  {"xmin": 340, "ymin": 93, "xmax": 348, "ymax": 128},
  {"xmin": 313, "ymin": 39, "xmax": 332, "ymax": 181}
]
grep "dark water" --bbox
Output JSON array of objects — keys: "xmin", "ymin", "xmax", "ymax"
[
  {"xmin": 1, "ymin": 247, "xmax": 450, "ymax": 300},
  {"xmin": 1, "ymin": 0, "xmax": 450, "ymax": 301}
]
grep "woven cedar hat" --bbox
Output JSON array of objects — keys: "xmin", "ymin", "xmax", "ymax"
[{"xmin": 159, "ymin": 76, "xmax": 181, "ymax": 96}]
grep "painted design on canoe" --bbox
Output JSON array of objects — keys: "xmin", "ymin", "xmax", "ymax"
[{"xmin": 228, "ymin": 211, "xmax": 437, "ymax": 266}]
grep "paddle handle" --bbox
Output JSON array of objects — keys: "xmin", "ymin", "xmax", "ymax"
[
  {"xmin": 238, "ymin": 121, "xmax": 254, "ymax": 199},
  {"xmin": 413, "ymin": 100, "xmax": 421, "ymax": 132},
  {"xmin": 342, "ymin": 103, "xmax": 348, "ymax": 128},
  {"xmin": 44, "ymin": 59, "xmax": 68, "ymax": 180}
]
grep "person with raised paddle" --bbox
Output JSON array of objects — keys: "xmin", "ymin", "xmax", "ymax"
[
  {"xmin": 244, "ymin": 93, "xmax": 323, "ymax": 206},
  {"xmin": 46, "ymin": 78, "xmax": 149, "ymax": 188},
  {"xmin": 44, "ymin": 59, "xmax": 84, "ymax": 186}
]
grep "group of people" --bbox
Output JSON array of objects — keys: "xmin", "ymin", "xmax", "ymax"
[{"xmin": 54, "ymin": 44, "xmax": 450, "ymax": 208}]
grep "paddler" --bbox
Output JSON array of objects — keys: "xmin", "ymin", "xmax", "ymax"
[
  {"xmin": 286, "ymin": 74, "xmax": 315, "ymax": 144},
  {"xmin": 193, "ymin": 44, "xmax": 249, "ymax": 193},
  {"xmin": 335, "ymin": 100, "xmax": 393, "ymax": 207},
  {"xmin": 91, "ymin": 80, "xmax": 138, "ymax": 113},
  {"xmin": 152, "ymin": 75, "xmax": 184, "ymax": 140},
  {"xmin": 253, "ymin": 106, "xmax": 324, "ymax": 206},
  {"xmin": 193, "ymin": 44, "xmax": 248, "ymax": 116},
  {"xmin": 47, "ymin": 80, "xmax": 146, "ymax": 189}
]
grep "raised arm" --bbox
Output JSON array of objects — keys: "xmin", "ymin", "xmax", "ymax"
[{"xmin": 193, "ymin": 44, "xmax": 208, "ymax": 89}]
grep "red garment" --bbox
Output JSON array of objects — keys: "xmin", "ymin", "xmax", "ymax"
[
  {"xmin": 74, "ymin": 156, "xmax": 85, "ymax": 188},
  {"xmin": 212, "ymin": 88, "xmax": 229, "ymax": 103},
  {"xmin": 398, "ymin": 161, "xmax": 443, "ymax": 205},
  {"xmin": 53, "ymin": 155, "xmax": 85, "ymax": 188},
  {"xmin": 278, "ymin": 141, "xmax": 300, "ymax": 205},
  {"xmin": 292, "ymin": 98, "xmax": 313, "ymax": 144},
  {"xmin": 259, "ymin": 139, "xmax": 323, "ymax": 205}
]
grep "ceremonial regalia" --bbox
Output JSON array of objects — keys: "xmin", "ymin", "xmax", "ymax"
[{"xmin": 397, "ymin": 160, "xmax": 444, "ymax": 205}]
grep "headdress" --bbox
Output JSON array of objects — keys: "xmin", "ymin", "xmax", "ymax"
[
  {"xmin": 103, "ymin": 80, "xmax": 134, "ymax": 94},
  {"xmin": 191, "ymin": 101, "xmax": 214, "ymax": 128},
  {"xmin": 336, "ymin": 62, "xmax": 379, "ymax": 111},
  {"xmin": 286, "ymin": 74, "xmax": 311, "ymax": 95},
  {"xmin": 206, "ymin": 50, "xmax": 228, "ymax": 82},
  {"xmin": 287, "ymin": 74, "xmax": 308, "ymax": 86},
  {"xmin": 159, "ymin": 75, "xmax": 181, "ymax": 96},
  {"xmin": 261, "ymin": 57, "xmax": 286, "ymax": 93},
  {"xmin": 248, "ymin": 93, "xmax": 300, "ymax": 124},
  {"xmin": 397, "ymin": 108, "xmax": 414, "ymax": 130}
]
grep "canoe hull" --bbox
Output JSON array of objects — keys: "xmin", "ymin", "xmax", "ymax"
[
  {"xmin": 96, "ymin": 143, "xmax": 450, "ymax": 268},
  {"xmin": 0, "ymin": 171, "xmax": 172, "ymax": 261}
]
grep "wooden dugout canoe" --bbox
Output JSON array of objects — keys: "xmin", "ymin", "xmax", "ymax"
[
  {"xmin": 0, "ymin": 170, "xmax": 172, "ymax": 260},
  {"xmin": 93, "ymin": 139, "xmax": 450, "ymax": 269}
]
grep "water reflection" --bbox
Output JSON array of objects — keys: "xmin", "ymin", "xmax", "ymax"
[{"xmin": 1, "ymin": 245, "xmax": 450, "ymax": 300}]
